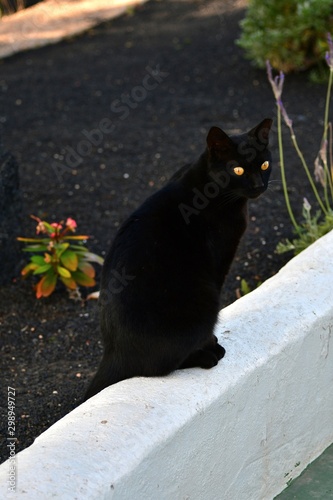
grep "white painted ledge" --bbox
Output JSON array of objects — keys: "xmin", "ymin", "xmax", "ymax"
[{"xmin": 1, "ymin": 231, "xmax": 333, "ymax": 499}]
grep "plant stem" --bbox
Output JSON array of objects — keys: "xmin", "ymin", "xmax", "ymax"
[
  {"xmin": 277, "ymin": 105, "xmax": 300, "ymax": 234},
  {"xmin": 323, "ymin": 68, "xmax": 333, "ymax": 204},
  {"xmin": 329, "ymin": 122, "xmax": 333, "ymax": 187},
  {"xmin": 289, "ymin": 133, "xmax": 328, "ymax": 215},
  {"xmin": 324, "ymin": 68, "xmax": 333, "ymax": 140}
]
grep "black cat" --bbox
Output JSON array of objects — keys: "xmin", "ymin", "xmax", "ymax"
[{"xmin": 84, "ymin": 119, "xmax": 273, "ymax": 400}]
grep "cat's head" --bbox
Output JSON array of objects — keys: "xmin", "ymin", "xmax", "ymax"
[{"xmin": 206, "ymin": 118, "xmax": 273, "ymax": 199}]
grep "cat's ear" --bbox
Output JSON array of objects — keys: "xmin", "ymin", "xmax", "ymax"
[
  {"xmin": 207, "ymin": 127, "xmax": 234, "ymax": 154},
  {"xmin": 247, "ymin": 118, "xmax": 273, "ymax": 147}
]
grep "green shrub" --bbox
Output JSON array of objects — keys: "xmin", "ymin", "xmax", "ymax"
[
  {"xmin": 237, "ymin": 0, "xmax": 333, "ymax": 73},
  {"xmin": 276, "ymin": 200, "xmax": 333, "ymax": 254}
]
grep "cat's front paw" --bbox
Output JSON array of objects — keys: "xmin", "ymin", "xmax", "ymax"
[
  {"xmin": 197, "ymin": 341, "xmax": 225, "ymax": 368},
  {"xmin": 205, "ymin": 336, "xmax": 226, "ymax": 360},
  {"xmin": 180, "ymin": 348, "xmax": 223, "ymax": 370},
  {"xmin": 197, "ymin": 349, "xmax": 220, "ymax": 369},
  {"xmin": 212, "ymin": 342, "xmax": 225, "ymax": 360}
]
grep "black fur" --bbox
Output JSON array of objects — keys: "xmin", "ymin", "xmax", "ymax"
[{"xmin": 84, "ymin": 119, "xmax": 273, "ymax": 400}]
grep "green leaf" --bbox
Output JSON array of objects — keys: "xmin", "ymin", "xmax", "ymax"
[
  {"xmin": 68, "ymin": 244, "xmax": 89, "ymax": 253},
  {"xmin": 17, "ymin": 237, "xmax": 50, "ymax": 243},
  {"xmin": 54, "ymin": 242, "xmax": 70, "ymax": 256},
  {"xmin": 78, "ymin": 261, "xmax": 95, "ymax": 278},
  {"xmin": 42, "ymin": 221, "xmax": 57, "ymax": 234},
  {"xmin": 60, "ymin": 250, "xmax": 78, "ymax": 271},
  {"xmin": 22, "ymin": 245, "xmax": 49, "ymax": 252},
  {"xmin": 21, "ymin": 262, "xmax": 38, "ymax": 277},
  {"xmin": 57, "ymin": 266, "xmax": 71, "ymax": 278},
  {"xmin": 30, "ymin": 255, "xmax": 48, "ymax": 266},
  {"xmin": 60, "ymin": 276, "xmax": 78, "ymax": 290},
  {"xmin": 80, "ymin": 252, "xmax": 104, "ymax": 265},
  {"xmin": 276, "ymin": 239, "xmax": 296, "ymax": 254},
  {"xmin": 63, "ymin": 235, "xmax": 90, "ymax": 240},
  {"xmin": 36, "ymin": 271, "xmax": 57, "ymax": 298},
  {"xmin": 33, "ymin": 264, "xmax": 53, "ymax": 275},
  {"xmin": 71, "ymin": 270, "xmax": 96, "ymax": 287},
  {"xmin": 240, "ymin": 279, "xmax": 251, "ymax": 295}
]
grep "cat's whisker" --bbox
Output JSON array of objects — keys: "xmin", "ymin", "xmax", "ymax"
[
  {"xmin": 216, "ymin": 192, "xmax": 240, "ymax": 208},
  {"xmin": 267, "ymin": 180, "xmax": 281, "ymax": 193}
]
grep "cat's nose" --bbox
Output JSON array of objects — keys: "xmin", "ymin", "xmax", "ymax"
[
  {"xmin": 251, "ymin": 174, "xmax": 264, "ymax": 190},
  {"xmin": 247, "ymin": 174, "xmax": 265, "ymax": 198}
]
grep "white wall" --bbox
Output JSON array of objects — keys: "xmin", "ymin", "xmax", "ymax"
[{"xmin": 1, "ymin": 231, "xmax": 333, "ymax": 500}]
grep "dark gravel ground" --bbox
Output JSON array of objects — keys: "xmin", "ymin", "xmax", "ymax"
[{"xmin": 0, "ymin": 0, "xmax": 329, "ymax": 463}]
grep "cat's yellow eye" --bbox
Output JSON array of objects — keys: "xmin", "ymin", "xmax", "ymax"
[
  {"xmin": 233, "ymin": 166, "xmax": 244, "ymax": 176},
  {"xmin": 261, "ymin": 161, "xmax": 270, "ymax": 171}
]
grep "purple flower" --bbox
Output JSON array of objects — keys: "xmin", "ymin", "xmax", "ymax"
[
  {"xmin": 266, "ymin": 60, "xmax": 293, "ymax": 130},
  {"xmin": 314, "ymin": 156, "xmax": 326, "ymax": 187},
  {"xmin": 303, "ymin": 197, "xmax": 312, "ymax": 212},
  {"xmin": 266, "ymin": 60, "xmax": 284, "ymax": 100},
  {"xmin": 325, "ymin": 33, "xmax": 333, "ymax": 70},
  {"xmin": 314, "ymin": 139, "xmax": 328, "ymax": 187},
  {"xmin": 319, "ymin": 138, "xmax": 328, "ymax": 164}
]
